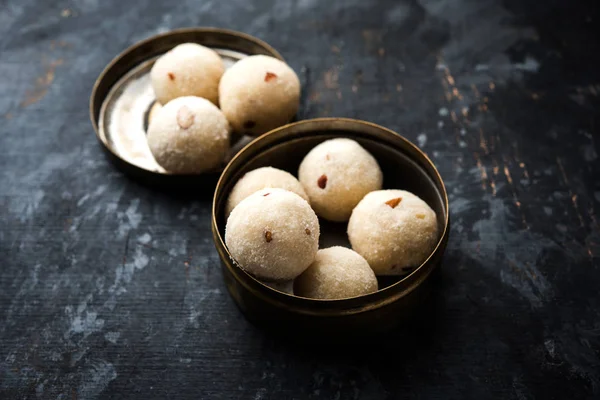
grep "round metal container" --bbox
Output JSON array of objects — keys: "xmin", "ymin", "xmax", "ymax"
[
  {"xmin": 212, "ymin": 118, "xmax": 450, "ymax": 338},
  {"xmin": 89, "ymin": 28, "xmax": 283, "ymax": 188}
]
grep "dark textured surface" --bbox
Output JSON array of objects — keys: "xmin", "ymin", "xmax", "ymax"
[{"xmin": 1, "ymin": 0, "xmax": 599, "ymax": 398}]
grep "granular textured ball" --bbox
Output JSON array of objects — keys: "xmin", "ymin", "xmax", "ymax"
[
  {"xmin": 151, "ymin": 43, "xmax": 224, "ymax": 105},
  {"xmin": 298, "ymin": 138, "xmax": 383, "ymax": 222},
  {"xmin": 294, "ymin": 247, "xmax": 378, "ymax": 300},
  {"xmin": 225, "ymin": 188, "xmax": 320, "ymax": 281},
  {"xmin": 219, "ymin": 55, "xmax": 300, "ymax": 136},
  {"xmin": 347, "ymin": 190, "xmax": 439, "ymax": 275},
  {"xmin": 147, "ymin": 96, "xmax": 230, "ymax": 173},
  {"xmin": 225, "ymin": 167, "xmax": 309, "ymax": 217}
]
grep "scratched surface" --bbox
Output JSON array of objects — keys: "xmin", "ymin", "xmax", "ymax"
[{"xmin": 1, "ymin": 0, "xmax": 599, "ymax": 398}]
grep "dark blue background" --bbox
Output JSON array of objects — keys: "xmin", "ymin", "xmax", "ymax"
[{"xmin": 1, "ymin": 0, "xmax": 599, "ymax": 398}]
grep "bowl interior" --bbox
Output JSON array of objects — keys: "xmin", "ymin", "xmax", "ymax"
[{"xmin": 215, "ymin": 127, "xmax": 447, "ymax": 294}]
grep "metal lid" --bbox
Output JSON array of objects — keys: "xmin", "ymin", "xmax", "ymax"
[{"xmin": 89, "ymin": 28, "xmax": 284, "ymax": 186}]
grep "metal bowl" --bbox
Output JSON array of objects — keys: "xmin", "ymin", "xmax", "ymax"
[
  {"xmin": 212, "ymin": 118, "xmax": 450, "ymax": 338},
  {"xmin": 89, "ymin": 28, "xmax": 283, "ymax": 188}
]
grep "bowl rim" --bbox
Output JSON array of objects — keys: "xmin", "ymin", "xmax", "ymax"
[
  {"xmin": 212, "ymin": 117, "xmax": 450, "ymax": 309},
  {"xmin": 88, "ymin": 27, "xmax": 284, "ymax": 178}
]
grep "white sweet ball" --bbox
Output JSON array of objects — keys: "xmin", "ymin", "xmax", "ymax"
[
  {"xmin": 294, "ymin": 247, "xmax": 378, "ymax": 300},
  {"xmin": 219, "ymin": 55, "xmax": 300, "ymax": 136},
  {"xmin": 225, "ymin": 188, "xmax": 320, "ymax": 281},
  {"xmin": 147, "ymin": 96, "xmax": 230, "ymax": 173},
  {"xmin": 298, "ymin": 138, "xmax": 383, "ymax": 222},
  {"xmin": 150, "ymin": 43, "xmax": 224, "ymax": 105},
  {"xmin": 225, "ymin": 167, "xmax": 309, "ymax": 218},
  {"xmin": 347, "ymin": 190, "xmax": 439, "ymax": 275}
]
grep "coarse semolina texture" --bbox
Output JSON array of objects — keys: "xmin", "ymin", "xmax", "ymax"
[
  {"xmin": 294, "ymin": 247, "xmax": 378, "ymax": 300},
  {"xmin": 225, "ymin": 167, "xmax": 309, "ymax": 217},
  {"xmin": 147, "ymin": 96, "xmax": 230, "ymax": 174},
  {"xmin": 218, "ymin": 55, "xmax": 300, "ymax": 136},
  {"xmin": 298, "ymin": 138, "xmax": 383, "ymax": 222},
  {"xmin": 347, "ymin": 190, "xmax": 439, "ymax": 275},
  {"xmin": 150, "ymin": 43, "xmax": 224, "ymax": 105},
  {"xmin": 225, "ymin": 188, "xmax": 320, "ymax": 281}
]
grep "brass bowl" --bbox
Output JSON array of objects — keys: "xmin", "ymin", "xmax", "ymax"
[
  {"xmin": 212, "ymin": 118, "xmax": 450, "ymax": 338},
  {"xmin": 89, "ymin": 28, "xmax": 283, "ymax": 189}
]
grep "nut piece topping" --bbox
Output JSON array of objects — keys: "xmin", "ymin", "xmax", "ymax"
[
  {"xmin": 265, "ymin": 230, "xmax": 273, "ymax": 242},
  {"xmin": 176, "ymin": 106, "xmax": 195, "ymax": 129},
  {"xmin": 317, "ymin": 174, "xmax": 328, "ymax": 189},
  {"xmin": 305, "ymin": 228, "xmax": 311, "ymax": 235},
  {"xmin": 385, "ymin": 197, "xmax": 402, "ymax": 208},
  {"xmin": 264, "ymin": 72, "xmax": 278, "ymax": 82}
]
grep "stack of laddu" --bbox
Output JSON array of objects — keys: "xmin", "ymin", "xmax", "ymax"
[
  {"xmin": 147, "ymin": 43, "xmax": 301, "ymax": 173},
  {"xmin": 225, "ymin": 138, "xmax": 439, "ymax": 300}
]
